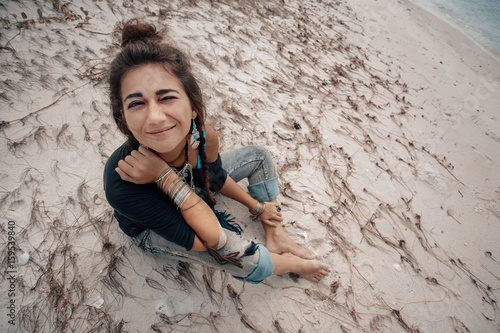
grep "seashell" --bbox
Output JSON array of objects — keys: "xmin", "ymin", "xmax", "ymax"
[
  {"xmin": 19, "ymin": 252, "xmax": 30, "ymax": 266},
  {"xmin": 91, "ymin": 296, "xmax": 104, "ymax": 309}
]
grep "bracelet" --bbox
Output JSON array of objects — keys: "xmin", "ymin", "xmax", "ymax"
[
  {"xmin": 177, "ymin": 191, "xmax": 193, "ymax": 209},
  {"xmin": 168, "ymin": 178, "xmax": 194, "ymax": 210},
  {"xmin": 167, "ymin": 177, "xmax": 184, "ymax": 198},
  {"xmin": 156, "ymin": 167, "xmax": 173, "ymax": 184},
  {"xmin": 159, "ymin": 172, "xmax": 175, "ymax": 191},
  {"xmin": 249, "ymin": 202, "xmax": 265, "ymax": 217},
  {"xmin": 156, "ymin": 167, "xmax": 174, "ymax": 190},
  {"xmin": 173, "ymin": 182, "xmax": 192, "ymax": 209},
  {"xmin": 180, "ymin": 197, "xmax": 202, "ymax": 212}
]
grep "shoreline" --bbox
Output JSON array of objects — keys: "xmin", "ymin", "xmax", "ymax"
[
  {"xmin": 409, "ymin": 0, "xmax": 500, "ymax": 66},
  {"xmin": 350, "ymin": 0, "xmax": 500, "ymax": 140}
]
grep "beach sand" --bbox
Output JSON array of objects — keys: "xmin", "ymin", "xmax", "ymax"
[{"xmin": 1, "ymin": 0, "xmax": 499, "ymax": 332}]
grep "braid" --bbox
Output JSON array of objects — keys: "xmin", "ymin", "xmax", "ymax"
[{"xmin": 195, "ymin": 117, "xmax": 215, "ymax": 206}]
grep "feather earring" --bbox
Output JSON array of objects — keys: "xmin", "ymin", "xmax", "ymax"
[{"xmin": 190, "ymin": 120, "xmax": 200, "ymax": 149}]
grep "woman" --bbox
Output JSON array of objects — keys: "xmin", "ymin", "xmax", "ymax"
[{"xmin": 103, "ymin": 19, "xmax": 330, "ymax": 284}]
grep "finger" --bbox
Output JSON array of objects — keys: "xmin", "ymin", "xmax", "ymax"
[
  {"xmin": 273, "ymin": 203, "xmax": 283, "ymax": 213},
  {"xmin": 272, "ymin": 215, "xmax": 283, "ymax": 222},
  {"xmin": 270, "ymin": 202, "xmax": 283, "ymax": 214},
  {"xmin": 124, "ymin": 154, "xmax": 139, "ymax": 165},
  {"xmin": 130, "ymin": 149, "xmax": 145, "ymax": 159},
  {"xmin": 267, "ymin": 201, "xmax": 278, "ymax": 209},
  {"xmin": 261, "ymin": 219, "xmax": 278, "ymax": 228},
  {"xmin": 117, "ymin": 159, "xmax": 135, "ymax": 175},
  {"xmin": 138, "ymin": 145, "xmax": 164, "ymax": 162},
  {"xmin": 115, "ymin": 167, "xmax": 136, "ymax": 183},
  {"xmin": 268, "ymin": 209, "xmax": 282, "ymax": 220},
  {"xmin": 138, "ymin": 145, "xmax": 151, "ymax": 156}
]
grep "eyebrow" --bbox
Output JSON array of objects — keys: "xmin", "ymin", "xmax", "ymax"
[{"xmin": 123, "ymin": 89, "xmax": 180, "ymax": 103}]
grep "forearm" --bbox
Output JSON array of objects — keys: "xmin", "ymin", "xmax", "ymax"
[
  {"xmin": 115, "ymin": 147, "xmax": 222, "ymax": 250},
  {"xmin": 162, "ymin": 173, "xmax": 220, "ymax": 249},
  {"xmin": 219, "ymin": 176, "xmax": 259, "ymax": 211},
  {"xmin": 220, "ymin": 176, "xmax": 283, "ymax": 227}
]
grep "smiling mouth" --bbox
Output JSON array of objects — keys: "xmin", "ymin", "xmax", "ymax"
[{"xmin": 147, "ymin": 125, "xmax": 176, "ymax": 135}]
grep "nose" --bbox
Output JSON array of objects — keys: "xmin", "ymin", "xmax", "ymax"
[{"xmin": 146, "ymin": 100, "xmax": 166, "ymax": 124}]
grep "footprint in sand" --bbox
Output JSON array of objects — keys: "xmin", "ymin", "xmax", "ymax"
[
  {"xmin": 358, "ymin": 263, "xmax": 376, "ymax": 284},
  {"xmin": 417, "ymin": 163, "xmax": 450, "ymax": 194},
  {"xmin": 426, "ymin": 292, "xmax": 452, "ymax": 323}
]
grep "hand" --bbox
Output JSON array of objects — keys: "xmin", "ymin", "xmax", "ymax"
[
  {"xmin": 259, "ymin": 201, "xmax": 283, "ymax": 228},
  {"xmin": 115, "ymin": 146, "xmax": 169, "ymax": 184}
]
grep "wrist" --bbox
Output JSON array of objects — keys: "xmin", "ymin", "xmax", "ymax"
[
  {"xmin": 156, "ymin": 167, "xmax": 175, "ymax": 190},
  {"xmin": 160, "ymin": 175, "xmax": 195, "ymax": 210},
  {"xmin": 160, "ymin": 172, "xmax": 180, "ymax": 193},
  {"xmin": 247, "ymin": 199, "xmax": 259, "ymax": 211},
  {"xmin": 249, "ymin": 201, "xmax": 265, "ymax": 219},
  {"xmin": 170, "ymin": 179, "xmax": 193, "ymax": 209},
  {"xmin": 157, "ymin": 165, "xmax": 169, "ymax": 180}
]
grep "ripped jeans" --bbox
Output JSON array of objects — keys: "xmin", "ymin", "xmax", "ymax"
[{"xmin": 132, "ymin": 145, "xmax": 278, "ymax": 284}]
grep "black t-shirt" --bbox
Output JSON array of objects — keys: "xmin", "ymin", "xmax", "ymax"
[{"xmin": 103, "ymin": 142, "xmax": 228, "ymax": 250}]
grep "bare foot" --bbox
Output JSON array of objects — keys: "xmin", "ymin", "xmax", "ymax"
[
  {"xmin": 264, "ymin": 223, "xmax": 315, "ymax": 259},
  {"xmin": 282, "ymin": 253, "xmax": 330, "ymax": 282}
]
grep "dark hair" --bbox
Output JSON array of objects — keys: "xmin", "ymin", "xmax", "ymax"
[{"xmin": 109, "ymin": 19, "xmax": 214, "ymax": 204}]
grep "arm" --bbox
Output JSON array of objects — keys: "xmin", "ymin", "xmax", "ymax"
[
  {"xmin": 162, "ymin": 172, "xmax": 221, "ymax": 250},
  {"xmin": 115, "ymin": 145, "xmax": 221, "ymax": 250},
  {"xmin": 204, "ymin": 126, "xmax": 282, "ymax": 226},
  {"xmin": 219, "ymin": 177, "xmax": 283, "ymax": 227},
  {"xmin": 220, "ymin": 176, "xmax": 258, "ymax": 212}
]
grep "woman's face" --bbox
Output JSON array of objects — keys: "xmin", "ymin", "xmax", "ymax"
[{"xmin": 120, "ymin": 63, "xmax": 196, "ymax": 154}]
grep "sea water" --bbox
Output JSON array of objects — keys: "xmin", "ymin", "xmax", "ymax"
[{"xmin": 411, "ymin": 0, "xmax": 500, "ymax": 58}]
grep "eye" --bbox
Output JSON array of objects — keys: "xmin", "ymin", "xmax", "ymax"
[
  {"xmin": 160, "ymin": 95, "xmax": 176, "ymax": 101},
  {"xmin": 127, "ymin": 100, "xmax": 144, "ymax": 109}
]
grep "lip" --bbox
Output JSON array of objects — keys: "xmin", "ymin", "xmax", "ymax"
[{"xmin": 147, "ymin": 125, "xmax": 176, "ymax": 136}]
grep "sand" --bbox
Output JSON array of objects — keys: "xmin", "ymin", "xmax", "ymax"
[{"xmin": 1, "ymin": 0, "xmax": 499, "ymax": 332}]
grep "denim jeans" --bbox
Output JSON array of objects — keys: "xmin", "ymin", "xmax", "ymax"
[
  {"xmin": 132, "ymin": 145, "xmax": 278, "ymax": 284},
  {"xmin": 220, "ymin": 145, "xmax": 280, "ymax": 202}
]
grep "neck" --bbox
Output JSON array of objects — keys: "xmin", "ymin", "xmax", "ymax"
[{"xmin": 157, "ymin": 139, "xmax": 188, "ymax": 167}]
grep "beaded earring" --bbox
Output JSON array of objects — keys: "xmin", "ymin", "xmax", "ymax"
[{"xmin": 190, "ymin": 120, "xmax": 200, "ymax": 149}]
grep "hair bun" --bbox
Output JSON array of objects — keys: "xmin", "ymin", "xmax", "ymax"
[{"xmin": 121, "ymin": 19, "xmax": 163, "ymax": 47}]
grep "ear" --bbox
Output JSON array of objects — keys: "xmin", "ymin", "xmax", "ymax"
[{"xmin": 191, "ymin": 110, "xmax": 197, "ymax": 119}]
